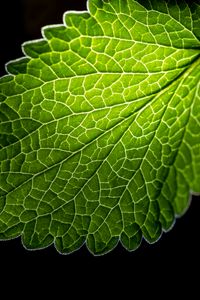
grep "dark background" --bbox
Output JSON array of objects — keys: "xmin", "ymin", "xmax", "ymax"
[{"xmin": 0, "ymin": 0, "xmax": 199, "ymax": 290}]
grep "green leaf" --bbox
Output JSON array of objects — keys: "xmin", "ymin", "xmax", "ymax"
[{"xmin": 0, "ymin": 0, "xmax": 200, "ymax": 255}]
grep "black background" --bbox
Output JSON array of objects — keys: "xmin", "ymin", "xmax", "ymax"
[{"xmin": 0, "ymin": 0, "xmax": 199, "ymax": 290}]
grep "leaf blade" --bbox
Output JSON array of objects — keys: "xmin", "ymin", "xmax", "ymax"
[{"xmin": 0, "ymin": 0, "xmax": 200, "ymax": 255}]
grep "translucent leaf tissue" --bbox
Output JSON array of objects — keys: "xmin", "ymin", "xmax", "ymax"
[{"xmin": 0, "ymin": 0, "xmax": 200, "ymax": 255}]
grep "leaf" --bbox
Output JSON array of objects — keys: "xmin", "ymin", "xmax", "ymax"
[{"xmin": 0, "ymin": 0, "xmax": 200, "ymax": 255}]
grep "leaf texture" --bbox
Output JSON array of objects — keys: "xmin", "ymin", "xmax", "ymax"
[{"xmin": 0, "ymin": 0, "xmax": 200, "ymax": 255}]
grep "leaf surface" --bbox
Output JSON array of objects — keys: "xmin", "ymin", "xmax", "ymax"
[{"xmin": 0, "ymin": 0, "xmax": 200, "ymax": 255}]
